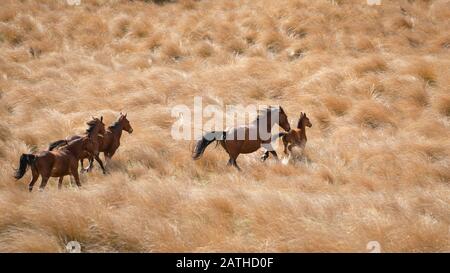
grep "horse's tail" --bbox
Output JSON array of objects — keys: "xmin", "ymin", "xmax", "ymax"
[
  {"xmin": 14, "ymin": 153, "xmax": 36, "ymax": 180},
  {"xmin": 192, "ymin": 131, "xmax": 226, "ymax": 160},
  {"xmin": 48, "ymin": 139, "xmax": 67, "ymax": 151}
]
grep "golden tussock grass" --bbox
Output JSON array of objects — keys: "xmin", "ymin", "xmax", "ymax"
[
  {"xmin": 353, "ymin": 100, "xmax": 396, "ymax": 129},
  {"xmin": 0, "ymin": 0, "xmax": 449, "ymax": 253},
  {"xmin": 433, "ymin": 94, "xmax": 450, "ymax": 117}
]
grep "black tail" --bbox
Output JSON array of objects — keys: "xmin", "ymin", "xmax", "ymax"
[
  {"xmin": 192, "ymin": 131, "xmax": 226, "ymax": 160},
  {"xmin": 48, "ymin": 139, "xmax": 67, "ymax": 151},
  {"xmin": 14, "ymin": 154, "xmax": 35, "ymax": 180}
]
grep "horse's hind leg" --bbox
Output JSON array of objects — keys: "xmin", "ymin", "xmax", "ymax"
[
  {"xmin": 269, "ymin": 150, "xmax": 278, "ymax": 160},
  {"xmin": 38, "ymin": 176, "xmax": 50, "ymax": 191},
  {"xmin": 58, "ymin": 176, "xmax": 64, "ymax": 190},
  {"xmin": 28, "ymin": 167, "xmax": 39, "ymax": 192},
  {"xmin": 227, "ymin": 158, "xmax": 233, "ymax": 166}
]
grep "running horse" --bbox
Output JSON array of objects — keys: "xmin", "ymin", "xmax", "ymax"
[
  {"xmin": 82, "ymin": 113, "xmax": 133, "ymax": 173},
  {"xmin": 14, "ymin": 137, "xmax": 95, "ymax": 191},
  {"xmin": 13, "ymin": 118, "xmax": 105, "ymax": 191},
  {"xmin": 192, "ymin": 106, "xmax": 291, "ymax": 170},
  {"xmin": 48, "ymin": 117, "xmax": 106, "ymax": 172}
]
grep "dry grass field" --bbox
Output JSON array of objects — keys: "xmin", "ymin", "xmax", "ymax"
[{"xmin": 0, "ymin": 0, "xmax": 449, "ymax": 252}]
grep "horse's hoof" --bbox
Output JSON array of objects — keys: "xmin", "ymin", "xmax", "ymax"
[{"xmin": 28, "ymin": 188, "xmax": 33, "ymax": 192}]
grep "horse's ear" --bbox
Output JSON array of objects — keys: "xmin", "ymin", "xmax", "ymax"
[
  {"xmin": 100, "ymin": 116, "xmax": 103, "ymax": 122},
  {"xmin": 124, "ymin": 113, "xmax": 127, "ymax": 118}
]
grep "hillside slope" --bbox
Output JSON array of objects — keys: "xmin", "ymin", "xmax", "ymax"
[{"xmin": 0, "ymin": 0, "xmax": 449, "ymax": 252}]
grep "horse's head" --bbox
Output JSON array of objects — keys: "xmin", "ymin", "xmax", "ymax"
[
  {"xmin": 276, "ymin": 106, "xmax": 291, "ymax": 132},
  {"xmin": 87, "ymin": 116, "xmax": 106, "ymax": 136},
  {"xmin": 119, "ymin": 112, "xmax": 133, "ymax": 134},
  {"xmin": 298, "ymin": 112, "xmax": 312, "ymax": 128}
]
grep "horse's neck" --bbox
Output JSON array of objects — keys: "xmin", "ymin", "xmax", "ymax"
[
  {"xmin": 299, "ymin": 122, "xmax": 307, "ymax": 140},
  {"xmin": 65, "ymin": 139, "xmax": 83, "ymax": 156},
  {"xmin": 110, "ymin": 123, "xmax": 123, "ymax": 142},
  {"xmin": 87, "ymin": 129, "xmax": 99, "ymax": 142}
]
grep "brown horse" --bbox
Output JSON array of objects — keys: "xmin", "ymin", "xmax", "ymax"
[
  {"xmin": 48, "ymin": 117, "xmax": 106, "ymax": 172},
  {"xmin": 83, "ymin": 113, "xmax": 133, "ymax": 173},
  {"xmin": 14, "ymin": 136, "xmax": 96, "ymax": 192},
  {"xmin": 192, "ymin": 106, "xmax": 291, "ymax": 170},
  {"xmin": 261, "ymin": 112, "xmax": 312, "ymax": 161}
]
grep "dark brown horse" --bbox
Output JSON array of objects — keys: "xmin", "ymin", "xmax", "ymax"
[
  {"xmin": 192, "ymin": 106, "xmax": 291, "ymax": 170},
  {"xmin": 83, "ymin": 113, "xmax": 133, "ymax": 173},
  {"xmin": 48, "ymin": 117, "xmax": 105, "ymax": 172},
  {"xmin": 14, "ymin": 136, "xmax": 96, "ymax": 192},
  {"xmin": 261, "ymin": 112, "xmax": 312, "ymax": 161}
]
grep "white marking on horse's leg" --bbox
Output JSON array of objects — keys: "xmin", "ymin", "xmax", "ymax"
[{"xmin": 282, "ymin": 153, "xmax": 290, "ymax": 165}]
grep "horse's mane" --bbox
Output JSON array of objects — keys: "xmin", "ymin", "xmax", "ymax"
[
  {"xmin": 86, "ymin": 119, "xmax": 98, "ymax": 134},
  {"xmin": 108, "ymin": 119, "xmax": 121, "ymax": 131}
]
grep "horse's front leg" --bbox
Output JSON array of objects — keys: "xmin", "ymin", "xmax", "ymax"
[
  {"xmin": 72, "ymin": 169, "xmax": 81, "ymax": 188},
  {"xmin": 84, "ymin": 155, "xmax": 94, "ymax": 173},
  {"xmin": 269, "ymin": 150, "xmax": 279, "ymax": 160},
  {"xmin": 94, "ymin": 154, "xmax": 106, "ymax": 174},
  {"xmin": 261, "ymin": 143, "xmax": 279, "ymax": 161},
  {"xmin": 58, "ymin": 176, "xmax": 64, "ymax": 189},
  {"xmin": 231, "ymin": 158, "xmax": 241, "ymax": 171},
  {"xmin": 80, "ymin": 159, "xmax": 87, "ymax": 173},
  {"xmin": 70, "ymin": 160, "xmax": 82, "ymax": 188}
]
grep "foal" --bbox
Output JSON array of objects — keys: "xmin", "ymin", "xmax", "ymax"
[
  {"xmin": 14, "ymin": 136, "xmax": 95, "ymax": 191},
  {"xmin": 262, "ymin": 112, "xmax": 312, "ymax": 161},
  {"xmin": 83, "ymin": 113, "xmax": 133, "ymax": 173}
]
